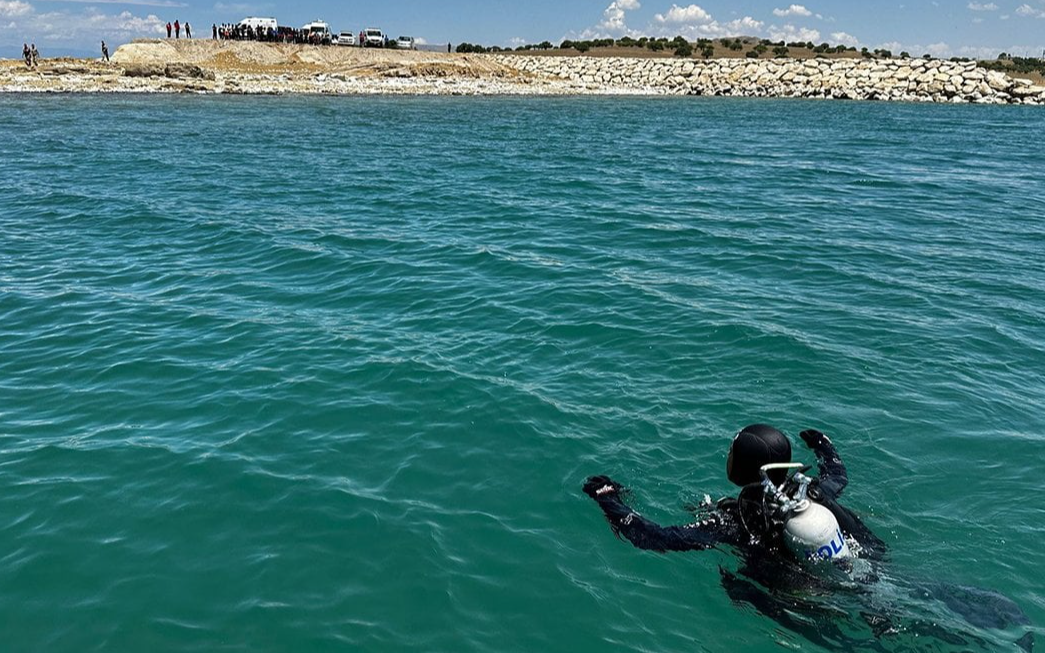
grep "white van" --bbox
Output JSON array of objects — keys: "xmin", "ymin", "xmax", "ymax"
[
  {"xmin": 302, "ymin": 20, "xmax": 333, "ymax": 45},
  {"xmin": 240, "ymin": 17, "xmax": 278, "ymax": 31}
]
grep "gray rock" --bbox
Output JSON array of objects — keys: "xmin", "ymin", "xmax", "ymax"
[
  {"xmin": 164, "ymin": 63, "xmax": 214, "ymax": 81},
  {"xmin": 123, "ymin": 63, "xmax": 165, "ymax": 78}
]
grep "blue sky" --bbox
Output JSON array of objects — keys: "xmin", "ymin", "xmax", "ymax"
[{"xmin": 2, "ymin": 0, "xmax": 1044, "ymax": 58}]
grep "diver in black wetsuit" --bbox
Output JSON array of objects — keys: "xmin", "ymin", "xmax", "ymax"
[
  {"xmin": 583, "ymin": 424, "xmax": 886, "ymax": 559},
  {"xmin": 583, "ymin": 424, "xmax": 1035, "ymax": 652}
]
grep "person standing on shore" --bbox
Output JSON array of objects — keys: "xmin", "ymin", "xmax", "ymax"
[
  {"xmin": 22, "ymin": 43, "xmax": 30, "ymax": 68},
  {"xmin": 185, "ymin": 22, "xmax": 191, "ymax": 39},
  {"xmin": 166, "ymin": 22, "xmax": 172, "ymax": 38},
  {"xmin": 101, "ymin": 41, "xmax": 109, "ymax": 62},
  {"xmin": 212, "ymin": 24, "xmax": 217, "ymax": 40},
  {"xmin": 29, "ymin": 44, "xmax": 39, "ymax": 69},
  {"xmin": 174, "ymin": 20, "xmax": 180, "ymax": 39}
]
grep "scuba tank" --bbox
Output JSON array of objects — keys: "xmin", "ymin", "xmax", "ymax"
[{"xmin": 760, "ymin": 463, "xmax": 851, "ymax": 563}]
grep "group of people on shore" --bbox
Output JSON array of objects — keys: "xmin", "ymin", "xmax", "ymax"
[
  {"xmin": 21, "ymin": 43, "xmax": 39, "ymax": 69},
  {"xmin": 19, "ymin": 41, "xmax": 110, "ymax": 67},
  {"xmin": 165, "ymin": 20, "xmax": 191, "ymax": 39},
  {"xmin": 214, "ymin": 23, "xmax": 294, "ymax": 43}
]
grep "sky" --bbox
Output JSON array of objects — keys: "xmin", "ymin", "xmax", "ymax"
[{"xmin": 1, "ymin": 0, "xmax": 1043, "ymax": 58}]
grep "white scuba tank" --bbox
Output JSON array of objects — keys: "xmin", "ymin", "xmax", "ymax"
[{"xmin": 783, "ymin": 500, "xmax": 851, "ymax": 562}]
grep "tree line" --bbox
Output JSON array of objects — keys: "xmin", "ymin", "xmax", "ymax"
[{"xmin": 454, "ymin": 36, "xmax": 1007, "ymax": 62}]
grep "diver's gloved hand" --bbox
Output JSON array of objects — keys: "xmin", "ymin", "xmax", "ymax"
[
  {"xmin": 799, "ymin": 429, "xmax": 831, "ymax": 447},
  {"xmin": 583, "ymin": 475, "xmax": 625, "ymax": 500}
]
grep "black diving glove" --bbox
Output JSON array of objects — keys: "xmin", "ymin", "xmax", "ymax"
[
  {"xmin": 583, "ymin": 475, "xmax": 625, "ymax": 500},
  {"xmin": 799, "ymin": 429, "xmax": 830, "ymax": 447}
]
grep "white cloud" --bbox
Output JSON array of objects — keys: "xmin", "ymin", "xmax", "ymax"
[
  {"xmin": 768, "ymin": 24, "xmax": 820, "ymax": 42},
  {"xmin": 1015, "ymin": 3, "xmax": 1045, "ymax": 16},
  {"xmin": 598, "ymin": 0, "xmax": 641, "ymax": 33},
  {"xmin": 0, "ymin": 0, "xmax": 32, "ymax": 16},
  {"xmin": 959, "ymin": 43, "xmax": 1045, "ymax": 57},
  {"xmin": 726, "ymin": 17, "xmax": 765, "ymax": 33},
  {"xmin": 830, "ymin": 31, "xmax": 860, "ymax": 47},
  {"xmin": 966, "ymin": 2, "xmax": 998, "ymax": 10},
  {"xmin": 1, "ymin": 5, "xmax": 165, "ymax": 51},
  {"xmin": 75, "ymin": 9, "xmax": 166, "ymax": 33},
  {"xmin": 925, "ymin": 42, "xmax": 951, "ymax": 56},
  {"xmin": 654, "ymin": 4, "xmax": 711, "ymax": 24},
  {"xmin": 648, "ymin": 15, "xmax": 764, "ymax": 38},
  {"xmin": 773, "ymin": 4, "xmax": 813, "ymax": 17},
  {"xmin": 49, "ymin": 0, "xmax": 185, "ymax": 6},
  {"xmin": 958, "ymin": 44, "xmax": 1004, "ymax": 58},
  {"xmin": 213, "ymin": 3, "xmax": 259, "ymax": 12},
  {"xmin": 645, "ymin": 3, "xmax": 763, "ymax": 37}
]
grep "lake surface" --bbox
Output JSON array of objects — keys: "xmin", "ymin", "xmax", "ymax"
[{"xmin": 1, "ymin": 95, "xmax": 1043, "ymax": 652}]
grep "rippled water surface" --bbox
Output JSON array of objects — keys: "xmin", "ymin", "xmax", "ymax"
[{"xmin": 1, "ymin": 95, "xmax": 1044, "ymax": 652}]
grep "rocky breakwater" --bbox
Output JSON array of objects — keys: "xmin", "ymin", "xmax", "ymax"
[{"xmin": 496, "ymin": 55, "xmax": 1045, "ymax": 104}]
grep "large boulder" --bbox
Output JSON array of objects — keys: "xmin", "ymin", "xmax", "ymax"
[
  {"xmin": 1011, "ymin": 84, "xmax": 1045, "ymax": 98},
  {"xmin": 123, "ymin": 63, "xmax": 165, "ymax": 77},
  {"xmin": 165, "ymin": 63, "xmax": 215, "ymax": 80},
  {"xmin": 986, "ymin": 71, "xmax": 1013, "ymax": 92}
]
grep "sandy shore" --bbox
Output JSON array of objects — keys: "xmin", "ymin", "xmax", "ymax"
[
  {"xmin": 0, "ymin": 40, "xmax": 636, "ymax": 95},
  {"xmin": 0, "ymin": 39, "xmax": 1040, "ymax": 103}
]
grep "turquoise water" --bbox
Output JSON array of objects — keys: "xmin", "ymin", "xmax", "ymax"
[{"xmin": 1, "ymin": 95, "xmax": 1043, "ymax": 652}]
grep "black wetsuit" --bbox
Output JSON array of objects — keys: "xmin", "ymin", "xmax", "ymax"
[
  {"xmin": 584, "ymin": 429, "xmax": 886, "ymax": 560},
  {"xmin": 584, "ymin": 430, "xmax": 1035, "ymax": 652}
]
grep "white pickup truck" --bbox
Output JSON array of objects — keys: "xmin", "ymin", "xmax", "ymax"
[{"xmin": 363, "ymin": 28, "xmax": 385, "ymax": 48}]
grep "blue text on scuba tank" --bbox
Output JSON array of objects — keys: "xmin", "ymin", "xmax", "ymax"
[{"xmin": 807, "ymin": 528, "xmax": 846, "ymax": 561}]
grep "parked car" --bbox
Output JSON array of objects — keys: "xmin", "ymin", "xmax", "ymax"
[
  {"xmin": 363, "ymin": 28, "xmax": 385, "ymax": 48},
  {"xmin": 395, "ymin": 36, "xmax": 415, "ymax": 50},
  {"xmin": 337, "ymin": 31, "xmax": 356, "ymax": 46},
  {"xmin": 301, "ymin": 20, "xmax": 333, "ymax": 45}
]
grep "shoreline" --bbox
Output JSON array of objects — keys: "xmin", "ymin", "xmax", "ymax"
[{"xmin": 1, "ymin": 40, "xmax": 1042, "ymax": 104}]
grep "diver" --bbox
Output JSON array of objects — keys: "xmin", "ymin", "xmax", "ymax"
[
  {"xmin": 583, "ymin": 425, "xmax": 1035, "ymax": 652},
  {"xmin": 583, "ymin": 424, "xmax": 886, "ymax": 559}
]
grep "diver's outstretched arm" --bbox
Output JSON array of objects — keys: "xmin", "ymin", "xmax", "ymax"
[
  {"xmin": 800, "ymin": 429, "xmax": 848, "ymax": 499},
  {"xmin": 582, "ymin": 476, "xmax": 738, "ymax": 553}
]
